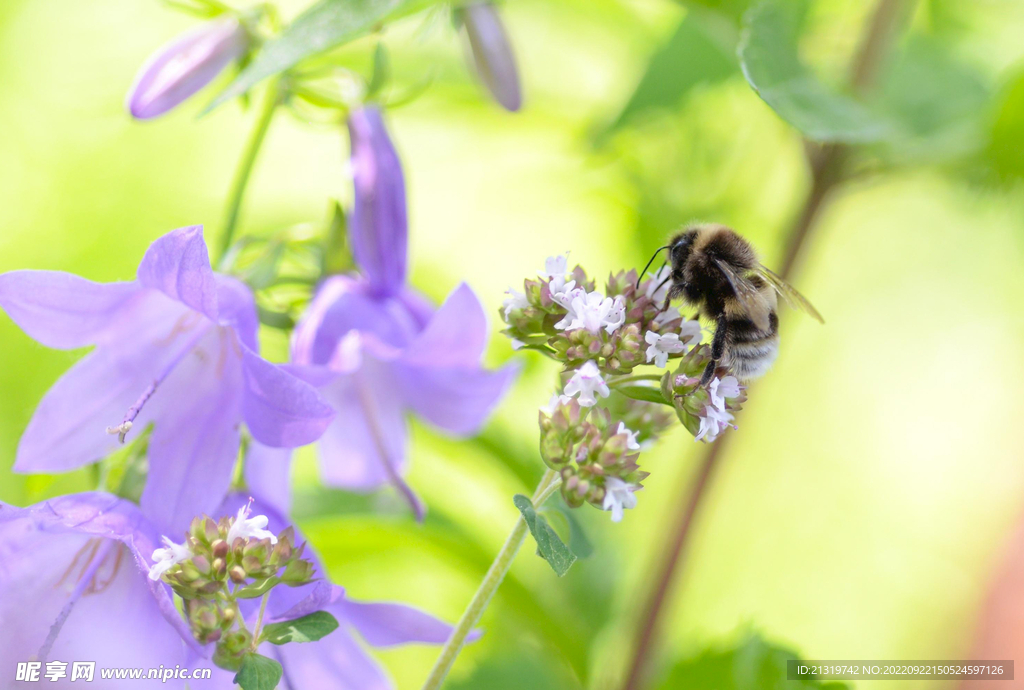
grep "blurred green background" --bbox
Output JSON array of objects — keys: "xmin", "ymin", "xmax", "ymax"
[{"xmin": 2, "ymin": 0, "xmax": 1024, "ymax": 688}]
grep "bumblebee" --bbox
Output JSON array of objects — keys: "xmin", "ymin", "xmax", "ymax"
[{"xmin": 640, "ymin": 223, "xmax": 823, "ymax": 386}]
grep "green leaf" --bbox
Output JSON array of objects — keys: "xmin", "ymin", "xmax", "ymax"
[
  {"xmin": 234, "ymin": 576, "xmax": 282, "ymax": 599},
  {"xmin": 614, "ymin": 383, "xmax": 672, "ymax": 406},
  {"xmin": 551, "ymin": 499, "xmax": 593, "ymax": 559},
  {"xmin": 233, "ymin": 653, "xmax": 283, "ymax": 690},
  {"xmin": 513, "ymin": 494, "xmax": 576, "ymax": 577},
  {"xmin": 207, "ymin": 0, "xmax": 445, "ymax": 111},
  {"xmin": 872, "ymin": 35, "xmax": 990, "ymax": 161},
  {"xmin": 262, "ymin": 611, "xmax": 340, "ymax": 644},
  {"xmin": 656, "ymin": 633, "xmax": 851, "ymax": 690},
  {"xmin": 989, "ymin": 67, "xmax": 1024, "ymax": 181},
  {"xmin": 365, "ymin": 41, "xmax": 391, "ymax": 98},
  {"xmin": 738, "ymin": 0, "xmax": 892, "ymax": 143},
  {"xmin": 603, "ymin": 9, "xmax": 738, "ymax": 134}
]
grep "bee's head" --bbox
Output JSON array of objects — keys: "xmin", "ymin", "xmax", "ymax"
[{"xmin": 669, "ymin": 229, "xmax": 699, "ymax": 269}]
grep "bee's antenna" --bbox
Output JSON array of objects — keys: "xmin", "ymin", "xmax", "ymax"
[{"xmin": 636, "ymin": 245, "xmax": 671, "ymax": 290}]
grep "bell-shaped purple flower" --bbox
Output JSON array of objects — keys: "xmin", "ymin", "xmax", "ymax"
[
  {"xmin": 461, "ymin": 2, "xmax": 522, "ymax": 112},
  {"xmin": 200, "ymin": 494, "xmax": 462, "ymax": 689},
  {"xmin": 287, "ymin": 276, "xmax": 517, "ymax": 519},
  {"xmin": 347, "ymin": 107, "xmax": 409, "ymax": 296},
  {"xmin": 0, "ymin": 226, "xmax": 334, "ymax": 533},
  {"xmin": 0, "ymin": 493, "xmax": 201, "ymax": 688},
  {"xmin": 127, "ymin": 17, "xmax": 249, "ymax": 120}
]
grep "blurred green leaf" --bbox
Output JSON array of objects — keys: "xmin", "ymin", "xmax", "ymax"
[
  {"xmin": 738, "ymin": 0, "xmax": 892, "ymax": 142},
  {"xmin": 262, "ymin": 611, "xmax": 339, "ymax": 644},
  {"xmin": 239, "ymin": 240, "xmax": 286, "ymax": 289},
  {"xmin": 656, "ymin": 633, "xmax": 850, "ymax": 690},
  {"xmin": 207, "ymin": 0, "xmax": 447, "ymax": 111},
  {"xmin": 448, "ymin": 650, "xmax": 585, "ymax": 690},
  {"xmin": 603, "ymin": 9, "xmax": 738, "ymax": 135},
  {"xmin": 514, "ymin": 494, "xmax": 577, "ymax": 577},
  {"xmin": 872, "ymin": 36, "xmax": 990, "ymax": 162},
  {"xmin": 233, "ymin": 653, "xmax": 282, "ymax": 690},
  {"xmin": 683, "ymin": 0, "xmax": 756, "ymax": 24},
  {"xmin": 366, "ymin": 41, "xmax": 391, "ymax": 99},
  {"xmin": 986, "ymin": 68, "xmax": 1024, "ymax": 181}
]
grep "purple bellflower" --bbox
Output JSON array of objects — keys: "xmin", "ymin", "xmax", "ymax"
[
  {"xmin": 127, "ymin": 17, "xmax": 249, "ymax": 120},
  {"xmin": 0, "ymin": 493, "xmax": 201, "ymax": 688},
  {"xmin": 200, "ymin": 494, "xmax": 462, "ymax": 689},
  {"xmin": 0, "ymin": 493, "xmax": 461, "ymax": 689},
  {"xmin": 461, "ymin": 2, "xmax": 522, "ymax": 112},
  {"xmin": 0, "ymin": 226, "xmax": 334, "ymax": 533},
  {"xmin": 284, "ymin": 107, "xmax": 517, "ymax": 518}
]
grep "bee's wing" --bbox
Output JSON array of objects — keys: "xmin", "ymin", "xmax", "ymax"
[
  {"xmin": 756, "ymin": 265, "xmax": 825, "ymax": 324},
  {"xmin": 713, "ymin": 258, "xmax": 772, "ymax": 331}
]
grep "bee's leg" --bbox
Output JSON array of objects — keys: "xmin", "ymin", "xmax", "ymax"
[{"xmin": 699, "ymin": 314, "xmax": 729, "ymax": 388}]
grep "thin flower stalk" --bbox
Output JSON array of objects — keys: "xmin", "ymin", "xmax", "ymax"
[{"xmin": 421, "ymin": 469, "xmax": 561, "ymax": 690}]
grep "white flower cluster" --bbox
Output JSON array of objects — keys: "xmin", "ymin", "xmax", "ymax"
[
  {"xmin": 695, "ymin": 375, "xmax": 742, "ymax": 443},
  {"xmin": 534, "ymin": 253, "xmax": 626, "ymax": 336}
]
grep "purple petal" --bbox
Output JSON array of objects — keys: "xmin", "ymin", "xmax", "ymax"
[
  {"xmin": 136, "ymin": 225, "xmax": 219, "ymax": 321},
  {"xmin": 396, "ymin": 362, "xmax": 517, "ymax": 436},
  {"xmin": 462, "ymin": 2, "xmax": 522, "ymax": 112},
  {"xmin": 0, "ymin": 271, "xmax": 140, "ymax": 350},
  {"xmin": 316, "ymin": 362, "xmax": 407, "ymax": 491},
  {"xmin": 398, "ymin": 286, "xmax": 435, "ymax": 330},
  {"xmin": 337, "ymin": 598, "xmax": 457, "ymax": 648},
  {"xmin": 0, "ymin": 493, "xmax": 201, "ymax": 681},
  {"xmin": 401, "ymin": 282, "xmax": 490, "ymax": 368},
  {"xmin": 348, "ymin": 106, "xmax": 408, "ymax": 296},
  {"xmin": 216, "ymin": 274, "xmax": 259, "ymax": 351},
  {"xmin": 292, "ymin": 278, "xmax": 420, "ymax": 367},
  {"xmin": 127, "ymin": 17, "xmax": 249, "ymax": 120},
  {"xmin": 12, "ymin": 293, "xmax": 195, "ymax": 473},
  {"xmin": 275, "ymin": 628, "xmax": 392, "ymax": 690},
  {"xmin": 140, "ymin": 329, "xmax": 245, "ymax": 534},
  {"xmin": 244, "ymin": 441, "xmax": 294, "ymax": 517},
  {"xmin": 241, "ymin": 348, "xmax": 335, "ymax": 448}
]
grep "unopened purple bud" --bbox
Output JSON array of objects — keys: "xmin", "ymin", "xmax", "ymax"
[
  {"xmin": 347, "ymin": 106, "xmax": 408, "ymax": 296},
  {"xmin": 127, "ymin": 18, "xmax": 249, "ymax": 120},
  {"xmin": 462, "ymin": 2, "xmax": 522, "ymax": 112}
]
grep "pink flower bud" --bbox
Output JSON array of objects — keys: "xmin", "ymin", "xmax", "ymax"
[{"xmin": 127, "ymin": 18, "xmax": 249, "ymax": 120}]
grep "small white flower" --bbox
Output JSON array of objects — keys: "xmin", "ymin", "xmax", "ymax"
[
  {"xmin": 540, "ymin": 392, "xmax": 572, "ymax": 414},
  {"xmin": 644, "ymin": 331, "xmax": 686, "ymax": 368},
  {"xmin": 645, "ymin": 265, "xmax": 672, "ymax": 304},
  {"xmin": 541, "ymin": 253, "xmax": 568, "ymax": 279},
  {"xmin": 679, "ymin": 320, "xmax": 703, "ymax": 347},
  {"xmin": 653, "ymin": 306, "xmax": 682, "ymax": 327},
  {"xmin": 602, "ymin": 477, "xmax": 639, "ymax": 522},
  {"xmin": 539, "ymin": 253, "xmax": 575, "ymax": 297},
  {"xmin": 227, "ymin": 503, "xmax": 277, "ymax": 545},
  {"xmin": 695, "ymin": 404, "xmax": 735, "ymax": 443},
  {"xmin": 555, "ymin": 290, "xmax": 625, "ymax": 335},
  {"xmin": 502, "ymin": 287, "xmax": 529, "ymax": 319},
  {"xmin": 563, "ymin": 361, "xmax": 610, "ymax": 407},
  {"xmin": 708, "ymin": 375, "xmax": 741, "ymax": 409},
  {"xmin": 615, "ymin": 421, "xmax": 641, "ymax": 451},
  {"xmin": 149, "ymin": 536, "xmax": 192, "ymax": 581},
  {"xmin": 604, "ymin": 295, "xmax": 626, "ymax": 334}
]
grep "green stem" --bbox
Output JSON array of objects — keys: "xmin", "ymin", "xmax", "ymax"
[
  {"xmin": 217, "ymin": 80, "xmax": 282, "ymax": 268},
  {"xmin": 608, "ymin": 373, "xmax": 663, "ymax": 387},
  {"xmin": 421, "ymin": 469, "xmax": 561, "ymax": 690},
  {"xmin": 251, "ymin": 591, "xmax": 270, "ymax": 649}
]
